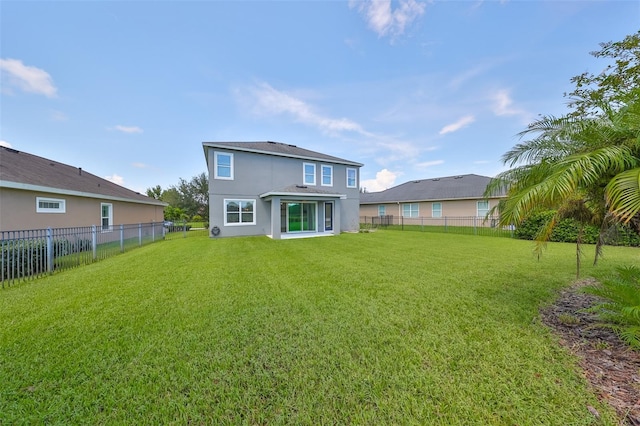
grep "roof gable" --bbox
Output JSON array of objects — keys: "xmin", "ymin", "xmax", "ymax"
[
  {"xmin": 360, "ymin": 174, "xmax": 505, "ymax": 204},
  {"xmin": 202, "ymin": 141, "xmax": 363, "ymax": 167},
  {"xmin": 0, "ymin": 146, "xmax": 165, "ymax": 205}
]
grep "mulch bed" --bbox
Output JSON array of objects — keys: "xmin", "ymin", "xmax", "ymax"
[{"xmin": 539, "ymin": 279, "xmax": 640, "ymax": 424}]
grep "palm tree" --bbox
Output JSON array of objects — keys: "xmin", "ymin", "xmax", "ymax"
[{"xmin": 486, "ymin": 96, "xmax": 640, "ymax": 276}]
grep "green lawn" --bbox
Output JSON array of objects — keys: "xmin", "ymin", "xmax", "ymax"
[{"xmin": 1, "ymin": 231, "xmax": 637, "ymax": 424}]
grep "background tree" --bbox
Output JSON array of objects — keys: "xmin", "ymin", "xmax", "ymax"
[
  {"xmin": 146, "ymin": 185, "xmax": 162, "ymax": 200},
  {"xmin": 173, "ymin": 172, "xmax": 208, "ymax": 220},
  {"xmin": 146, "ymin": 173, "xmax": 209, "ymax": 222},
  {"xmin": 486, "ymin": 32, "xmax": 640, "ymax": 275}
]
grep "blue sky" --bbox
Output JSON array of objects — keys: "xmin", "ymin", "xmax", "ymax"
[{"xmin": 1, "ymin": 1, "xmax": 638, "ymax": 193}]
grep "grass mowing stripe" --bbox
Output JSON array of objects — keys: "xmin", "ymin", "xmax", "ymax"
[{"xmin": 1, "ymin": 231, "xmax": 637, "ymax": 424}]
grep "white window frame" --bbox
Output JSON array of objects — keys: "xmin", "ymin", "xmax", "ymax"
[
  {"xmin": 402, "ymin": 203, "xmax": 419, "ymax": 218},
  {"xmin": 214, "ymin": 152, "xmax": 234, "ymax": 180},
  {"xmin": 432, "ymin": 202, "xmax": 442, "ymax": 218},
  {"xmin": 477, "ymin": 200, "xmax": 490, "ymax": 217},
  {"xmin": 36, "ymin": 197, "xmax": 66, "ymax": 213},
  {"xmin": 321, "ymin": 165, "xmax": 333, "ymax": 187},
  {"xmin": 224, "ymin": 199, "xmax": 256, "ymax": 226},
  {"xmin": 346, "ymin": 168, "xmax": 357, "ymax": 189},
  {"xmin": 303, "ymin": 163, "xmax": 316, "ymax": 186},
  {"xmin": 101, "ymin": 203, "xmax": 113, "ymax": 231},
  {"xmin": 378, "ymin": 205, "xmax": 386, "ymax": 216}
]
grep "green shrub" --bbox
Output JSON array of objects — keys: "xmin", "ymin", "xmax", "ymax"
[
  {"xmin": 515, "ymin": 210, "xmax": 640, "ymax": 246},
  {"xmin": 583, "ymin": 266, "xmax": 640, "ymax": 350},
  {"xmin": 1, "ymin": 238, "xmax": 93, "ymax": 281}
]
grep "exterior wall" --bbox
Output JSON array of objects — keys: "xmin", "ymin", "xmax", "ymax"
[
  {"xmin": 206, "ymin": 147, "xmax": 361, "ymax": 238},
  {"xmin": 360, "ymin": 198, "xmax": 502, "ymax": 219},
  {"xmin": 0, "ymin": 188, "xmax": 165, "ymax": 232}
]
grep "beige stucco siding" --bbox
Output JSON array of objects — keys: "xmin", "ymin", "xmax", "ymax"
[
  {"xmin": 360, "ymin": 198, "xmax": 502, "ymax": 219},
  {"xmin": 0, "ymin": 188, "xmax": 164, "ymax": 231}
]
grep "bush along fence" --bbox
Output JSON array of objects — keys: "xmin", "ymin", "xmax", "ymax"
[
  {"xmin": 1, "ymin": 221, "xmax": 208, "ymax": 288},
  {"xmin": 360, "ymin": 215, "xmax": 514, "ymax": 238}
]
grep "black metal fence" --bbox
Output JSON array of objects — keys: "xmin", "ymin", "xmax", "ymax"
[
  {"xmin": 360, "ymin": 215, "xmax": 514, "ymax": 238},
  {"xmin": 1, "ymin": 221, "xmax": 208, "ymax": 288}
]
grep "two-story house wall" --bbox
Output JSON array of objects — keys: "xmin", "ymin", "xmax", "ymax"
[{"xmin": 203, "ymin": 141, "xmax": 363, "ymax": 239}]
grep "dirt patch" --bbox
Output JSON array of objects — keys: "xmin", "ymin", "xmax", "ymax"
[{"xmin": 540, "ymin": 279, "xmax": 640, "ymax": 424}]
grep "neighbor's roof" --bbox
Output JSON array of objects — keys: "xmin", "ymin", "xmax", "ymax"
[
  {"xmin": 360, "ymin": 174, "xmax": 505, "ymax": 204},
  {"xmin": 202, "ymin": 141, "xmax": 363, "ymax": 167},
  {"xmin": 0, "ymin": 146, "xmax": 166, "ymax": 206}
]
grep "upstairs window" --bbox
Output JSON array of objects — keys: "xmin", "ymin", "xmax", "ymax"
[
  {"xmin": 303, "ymin": 163, "xmax": 316, "ymax": 185},
  {"xmin": 321, "ymin": 165, "xmax": 333, "ymax": 187},
  {"xmin": 36, "ymin": 197, "xmax": 66, "ymax": 213},
  {"xmin": 346, "ymin": 168, "xmax": 357, "ymax": 188},
  {"xmin": 214, "ymin": 152, "xmax": 234, "ymax": 180}
]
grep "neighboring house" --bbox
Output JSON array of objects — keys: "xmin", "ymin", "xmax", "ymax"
[
  {"xmin": 203, "ymin": 141, "xmax": 363, "ymax": 239},
  {"xmin": 0, "ymin": 146, "xmax": 166, "ymax": 232},
  {"xmin": 359, "ymin": 174, "xmax": 505, "ymax": 220}
]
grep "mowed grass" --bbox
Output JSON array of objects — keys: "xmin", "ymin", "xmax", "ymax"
[{"xmin": 1, "ymin": 231, "xmax": 638, "ymax": 425}]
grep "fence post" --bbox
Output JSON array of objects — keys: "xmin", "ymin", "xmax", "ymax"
[
  {"xmin": 138, "ymin": 223, "xmax": 142, "ymax": 246},
  {"xmin": 92, "ymin": 225, "xmax": 97, "ymax": 260},
  {"xmin": 474, "ymin": 216, "xmax": 477, "ymax": 235},
  {"xmin": 445, "ymin": 217, "xmax": 448, "ymax": 233},
  {"xmin": 120, "ymin": 224, "xmax": 125, "ymax": 252},
  {"xmin": 401, "ymin": 215, "xmax": 404, "ymax": 231},
  {"xmin": 46, "ymin": 227, "xmax": 53, "ymax": 273},
  {"xmin": 151, "ymin": 222, "xmax": 155, "ymax": 242},
  {"xmin": 183, "ymin": 222, "xmax": 187, "ymax": 238},
  {"xmin": 421, "ymin": 217, "xmax": 424, "ymax": 232}
]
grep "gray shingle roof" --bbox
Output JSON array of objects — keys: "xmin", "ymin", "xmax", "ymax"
[
  {"xmin": 0, "ymin": 146, "xmax": 166, "ymax": 205},
  {"xmin": 360, "ymin": 174, "xmax": 504, "ymax": 204},
  {"xmin": 202, "ymin": 141, "xmax": 363, "ymax": 167}
]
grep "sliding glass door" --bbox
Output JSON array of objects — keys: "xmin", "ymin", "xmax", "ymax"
[{"xmin": 281, "ymin": 202, "xmax": 317, "ymax": 233}]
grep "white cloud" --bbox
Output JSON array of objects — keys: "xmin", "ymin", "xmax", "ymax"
[
  {"xmin": 0, "ymin": 58, "xmax": 57, "ymax": 97},
  {"xmin": 351, "ymin": 0, "xmax": 426, "ymax": 39},
  {"xmin": 0, "ymin": 140, "xmax": 12, "ymax": 148},
  {"xmin": 415, "ymin": 159, "xmax": 444, "ymax": 168},
  {"xmin": 361, "ymin": 168, "xmax": 400, "ymax": 192},
  {"xmin": 114, "ymin": 125, "xmax": 143, "ymax": 134},
  {"xmin": 104, "ymin": 174, "xmax": 124, "ymax": 186},
  {"xmin": 490, "ymin": 89, "xmax": 534, "ymax": 124},
  {"xmin": 245, "ymin": 82, "xmax": 371, "ymax": 136},
  {"xmin": 132, "ymin": 162, "xmax": 148, "ymax": 169},
  {"xmin": 439, "ymin": 115, "xmax": 475, "ymax": 135}
]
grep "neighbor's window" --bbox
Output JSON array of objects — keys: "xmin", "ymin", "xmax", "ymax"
[
  {"xmin": 224, "ymin": 199, "xmax": 255, "ymax": 225},
  {"xmin": 214, "ymin": 152, "xmax": 234, "ymax": 180},
  {"xmin": 36, "ymin": 197, "xmax": 66, "ymax": 213},
  {"xmin": 378, "ymin": 205, "xmax": 386, "ymax": 216},
  {"xmin": 346, "ymin": 168, "xmax": 357, "ymax": 188},
  {"xmin": 432, "ymin": 202, "xmax": 442, "ymax": 218},
  {"xmin": 303, "ymin": 163, "xmax": 316, "ymax": 185},
  {"xmin": 402, "ymin": 203, "xmax": 419, "ymax": 218},
  {"xmin": 101, "ymin": 203, "xmax": 113, "ymax": 231},
  {"xmin": 321, "ymin": 165, "xmax": 333, "ymax": 187},
  {"xmin": 477, "ymin": 200, "xmax": 490, "ymax": 217}
]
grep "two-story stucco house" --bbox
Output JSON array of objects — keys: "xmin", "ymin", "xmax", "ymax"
[{"xmin": 203, "ymin": 141, "xmax": 363, "ymax": 239}]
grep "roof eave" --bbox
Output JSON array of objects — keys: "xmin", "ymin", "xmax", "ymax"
[
  {"xmin": 0, "ymin": 180, "xmax": 168, "ymax": 207},
  {"xmin": 202, "ymin": 142, "xmax": 363, "ymax": 167}
]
